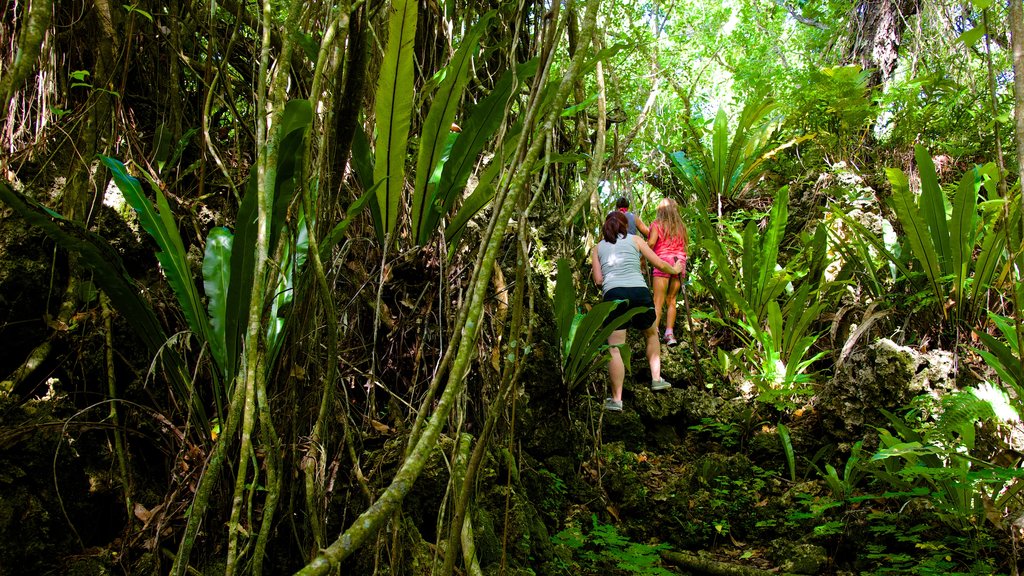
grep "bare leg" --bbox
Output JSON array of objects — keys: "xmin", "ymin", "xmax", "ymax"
[
  {"xmin": 652, "ymin": 276, "xmax": 669, "ymax": 333},
  {"xmin": 644, "ymin": 325, "xmax": 661, "ymax": 381},
  {"xmin": 608, "ymin": 329, "xmax": 627, "ymax": 401},
  {"xmin": 666, "ymin": 276, "xmax": 681, "ymax": 335}
]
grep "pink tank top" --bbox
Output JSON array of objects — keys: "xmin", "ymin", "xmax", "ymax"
[{"xmin": 650, "ymin": 222, "xmax": 686, "ymax": 260}]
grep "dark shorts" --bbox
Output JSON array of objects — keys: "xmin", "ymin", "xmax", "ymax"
[{"xmin": 603, "ymin": 287, "xmax": 656, "ymax": 331}]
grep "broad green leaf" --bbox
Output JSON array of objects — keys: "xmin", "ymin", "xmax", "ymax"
[
  {"xmin": 100, "ymin": 156, "xmax": 211, "ymax": 348},
  {"xmin": 203, "ymin": 227, "xmax": 233, "ymax": 379},
  {"xmin": 887, "ymin": 167, "xmax": 943, "ymax": 312},
  {"xmin": 662, "ymin": 96, "xmax": 779, "ymax": 209},
  {"xmin": 412, "ymin": 11, "xmax": 494, "ymax": 245},
  {"xmin": 444, "ymin": 181, "xmax": 495, "ymax": 249},
  {"xmin": 436, "ymin": 59, "xmax": 538, "ymax": 225},
  {"xmin": 756, "ymin": 187, "xmax": 788, "ymax": 318},
  {"xmin": 969, "ymin": 210, "xmax": 1004, "ymax": 317},
  {"xmin": 373, "ymin": 0, "xmax": 417, "ymax": 239},
  {"xmin": 949, "ymin": 170, "xmax": 978, "ymax": 315},
  {"xmin": 560, "ymin": 93, "xmax": 598, "ymax": 117},
  {"xmin": 564, "ymin": 301, "xmax": 643, "ymax": 391},
  {"xmin": 292, "ymin": 30, "xmax": 319, "ymax": 64},
  {"xmin": 990, "ymin": 312, "xmax": 1021, "ymax": 351},
  {"xmin": 271, "ymin": 99, "xmax": 313, "ymax": 249},
  {"xmin": 351, "ymin": 126, "xmax": 383, "ymax": 243},
  {"xmin": 554, "ymin": 259, "xmax": 577, "ymax": 350},
  {"xmin": 741, "ymin": 221, "xmax": 757, "ymax": 311},
  {"xmin": 227, "ymin": 170, "xmax": 258, "ymax": 382},
  {"xmin": 956, "ymin": 25, "xmax": 985, "ymax": 47},
  {"xmin": 915, "ymin": 145, "xmax": 952, "ymax": 275},
  {"xmin": 581, "ymin": 42, "xmax": 628, "ymax": 73},
  {"xmin": 777, "ymin": 423, "xmax": 796, "ymax": 482},
  {"xmin": 351, "ymin": 125, "xmax": 375, "ymax": 191},
  {"xmin": 871, "ymin": 441, "xmax": 934, "ymax": 461}
]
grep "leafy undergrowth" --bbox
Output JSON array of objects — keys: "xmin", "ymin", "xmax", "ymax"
[{"xmin": 539, "ymin": 338, "xmax": 1021, "ymax": 576}]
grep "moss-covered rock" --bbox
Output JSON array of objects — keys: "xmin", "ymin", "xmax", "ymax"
[
  {"xmin": 599, "ymin": 442, "xmax": 648, "ymax": 513},
  {"xmin": 769, "ymin": 539, "xmax": 828, "ymax": 574},
  {"xmin": 599, "ymin": 403, "xmax": 646, "ymax": 448}
]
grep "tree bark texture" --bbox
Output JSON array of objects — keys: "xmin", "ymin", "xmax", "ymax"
[{"xmin": 845, "ymin": 0, "xmax": 920, "ymax": 88}]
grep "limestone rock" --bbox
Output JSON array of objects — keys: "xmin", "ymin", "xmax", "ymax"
[{"xmin": 818, "ymin": 338, "xmax": 956, "ymax": 438}]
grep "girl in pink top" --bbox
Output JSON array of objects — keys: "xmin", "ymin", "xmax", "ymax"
[{"xmin": 648, "ymin": 197, "xmax": 688, "ymax": 346}]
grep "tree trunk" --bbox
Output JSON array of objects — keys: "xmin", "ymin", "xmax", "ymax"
[{"xmin": 845, "ymin": 0, "xmax": 920, "ymax": 88}]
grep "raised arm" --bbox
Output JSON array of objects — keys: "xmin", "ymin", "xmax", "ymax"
[
  {"xmin": 591, "ymin": 245, "xmax": 603, "ymax": 286},
  {"xmin": 647, "ymin": 222, "xmax": 659, "ymax": 248},
  {"xmin": 636, "ymin": 215, "xmax": 650, "ymax": 237},
  {"xmin": 634, "ymin": 235, "xmax": 682, "ymax": 275}
]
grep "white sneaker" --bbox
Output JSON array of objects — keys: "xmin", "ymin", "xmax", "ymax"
[
  {"xmin": 604, "ymin": 398, "xmax": 623, "ymax": 411},
  {"xmin": 650, "ymin": 379, "xmax": 672, "ymax": 391}
]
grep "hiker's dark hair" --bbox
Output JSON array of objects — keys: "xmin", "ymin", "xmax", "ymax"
[
  {"xmin": 615, "ymin": 197, "xmax": 629, "ymax": 210},
  {"xmin": 602, "ymin": 211, "xmax": 628, "ymax": 243}
]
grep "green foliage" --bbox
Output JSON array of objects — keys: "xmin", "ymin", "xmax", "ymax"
[
  {"xmin": 663, "ymin": 95, "xmax": 804, "ymax": 210},
  {"xmin": 785, "ymin": 65, "xmax": 875, "ymax": 162},
  {"xmin": 697, "ymin": 188, "xmax": 826, "ymax": 406},
  {"xmin": 777, "ymin": 423, "xmax": 796, "ymax": 482},
  {"xmin": 858, "ymin": 511, "xmax": 1001, "ymax": 576},
  {"xmin": 442, "ymin": 60, "xmax": 538, "ymax": 248},
  {"xmin": 973, "ymin": 312, "xmax": 1024, "ymax": 415},
  {"xmin": 373, "ymin": 0, "xmax": 417, "ymax": 240},
  {"xmin": 100, "ymin": 155, "xmax": 212, "ymax": 356},
  {"xmin": 820, "ymin": 441, "xmax": 866, "ymax": 502},
  {"xmin": 869, "ymin": 394, "xmax": 1022, "ymax": 532},
  {"xmin": 673, "ymin": 460, "xmax": 774, "ymax": 546},
  {"xmin": 688, "ymin": 406, "xmax": 767, "ymax": 451},
  {"xmin": 0, "ymin": 180, "xmax": 206, "ymax": 437},
  {"xmin": 742, "ymin": 283, "xmax": 826, "ymax": 407},
  {"xmin": 697, "ymin": 188, "xmax": 791, "ymax": 326},
  {"xmin": 838, "ymin": 147, "xmax": 1004, "ymax": 328},
  {"xmin": 411, "ymin": 11, "xmax": 493, "ymax": 245},
  {"xmin": 202, "ymin": 227, "xmax": 232, "ymax": 380},
  {"xmin": 552, "ymin": 516, "xmax": 673, "ymax": 576},
  {"xmin": 91, "ymin": 99, "xmax": 314, "ymax": 422},
  {"xmin": 553, "ymin": 258, "xmax": 643, "ymax": 392},
  {"xmin": 317, "ymin": 184, "xmax": 379, "ymax": 261}
]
